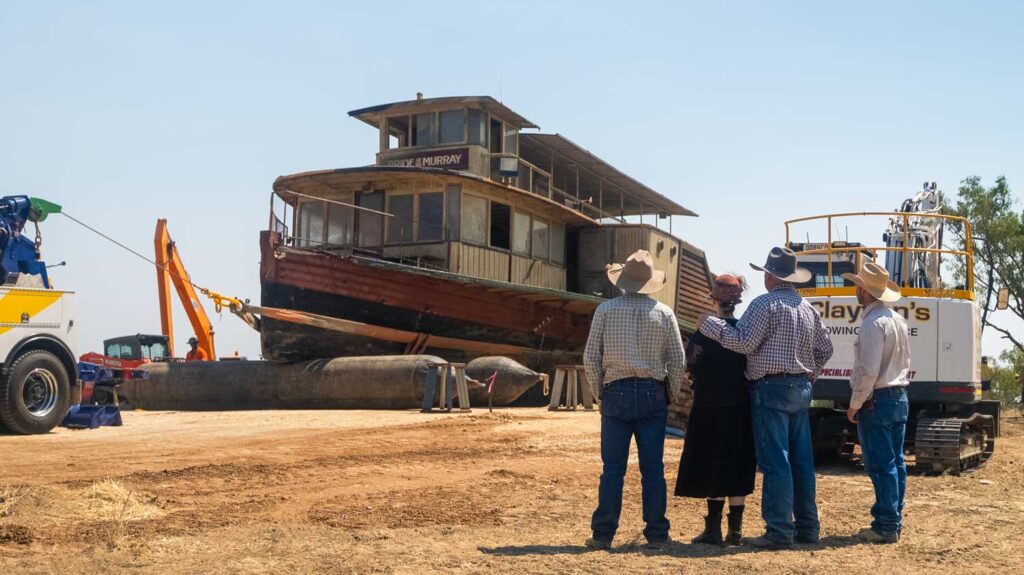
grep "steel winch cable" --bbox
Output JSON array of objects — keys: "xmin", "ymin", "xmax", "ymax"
[{"xmin": 58, "ymin": 211, "xmax": 224, "ymax": 302}]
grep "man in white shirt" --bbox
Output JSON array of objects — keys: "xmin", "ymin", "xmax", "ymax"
[{"xmin": 842, "ymin": 263, "xmax": 911, "ymax": 544}]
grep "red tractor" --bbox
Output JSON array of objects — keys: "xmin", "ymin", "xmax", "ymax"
[{"xmin": 78, "ymin": 334, "xmax": 170, "ymax": 404}]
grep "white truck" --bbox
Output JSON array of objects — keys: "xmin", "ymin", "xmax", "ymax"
[{"xmin": 0, "ymin": 197, "xmax": 80, "ymax": 434}]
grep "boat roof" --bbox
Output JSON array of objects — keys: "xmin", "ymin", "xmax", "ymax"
[
  {"xmin": 349, "ymin": 96, "xmax": 538, "ymax": 130},
  {"xmin": 519, "ymin": 133, "xmax": 697, "ymax": 218}
]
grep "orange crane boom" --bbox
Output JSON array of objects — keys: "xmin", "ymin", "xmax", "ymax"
[{"xmin": 154, "ymin": 219, "xmax": 216, "ymax": 359}]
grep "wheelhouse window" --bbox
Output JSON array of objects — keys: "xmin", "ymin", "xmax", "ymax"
[
  {"xmin": 489, "ymin": 118, "xmax": 503, "ymax": 153},
  {"xmin": 413, "ymin": 113, "xmax": 436, "ymax": 146},
  {"xmin": 531, "ymin": 217, "xmax": 549, "ymax": 259},
  {"xmin": 387, "ymin": 194, "xmax": 415, "ymax": 243},
  {"xmin": 512, "ymin": 210, "xmax": 531, "ymax": 255},
  {"xmin": 504, "ymin": 126, "xmax": 518, "ymax": 155},
  {"xmin": 462, "ymin": 194, "xmax": 488, "ymax": 246},
  {"xmin": 386, "ymin": 116, "xmax": 409, "ymax": 149},
  {"xmin": 439, "ymin": 110, "xmax": 466, "ymax": 144},
  {"xmin": 419, "ymin": 192, "xmax": 445, "ymax": 242},
  {"xmin": 490, "ymin": 202, "xmax": 511, "ymax": 250},
  {"xmin": 468, "ymin": 109, "xmax": 486, "ymax": 145}
]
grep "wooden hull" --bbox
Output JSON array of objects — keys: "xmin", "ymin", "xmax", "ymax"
[{"xmin": 259, "ymin": 231, "xmax": 597, "ymax": 366}]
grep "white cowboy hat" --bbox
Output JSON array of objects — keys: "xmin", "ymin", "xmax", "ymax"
[
  {"xmin": 606, "ymin": 249, "xmax": 667, "ymax": 294},
  {"xmin": 749, "ymin": 246, "xmax": 812, "ymax": 284},
  {"xmin": 842, "ymin": 262, "xmax": 902, "ymax": 302}
]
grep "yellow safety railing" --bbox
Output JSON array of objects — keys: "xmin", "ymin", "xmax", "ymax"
[{"xmin": 784, "ymin": 212, "xmax": 974, "ymax": 300}]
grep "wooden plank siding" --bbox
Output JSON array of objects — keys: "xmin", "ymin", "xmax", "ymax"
[
  {"xmin": 511, "ymin": 255, "xmax": 566, "ymax": 290},
  {"xmin": 450, "ymin": 242, "xmax": 510, "ymax": 282}
]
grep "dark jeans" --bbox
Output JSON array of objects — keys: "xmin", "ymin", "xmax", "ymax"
[
  {"xmin": 857, "ymin": 386, "xmax": 909, "ymax": 536},
  {"xmin": 751, "ymin": 375, "xmax": 819, "ymax": 544},
  {"xmin": 591, "ymin": 378, "xmax": 670, "ymax": 543}
]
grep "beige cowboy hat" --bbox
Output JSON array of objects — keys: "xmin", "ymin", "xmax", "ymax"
[
  {"xmin": 842, "ymin": 262, "xmax": 902, "ymax": 302},
  {"xmin": 749, "ymin": 246, "xmax": 812, "ymax": 284},
  {"xmin": 606, "ymin": 249, "xmax": 667, "ymax": 294}
]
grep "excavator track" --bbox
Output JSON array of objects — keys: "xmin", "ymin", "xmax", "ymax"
[{"xmin": 914, "ymin": 414, "xmax": 995, "ymax": 475}]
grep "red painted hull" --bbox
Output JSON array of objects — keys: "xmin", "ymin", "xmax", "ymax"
[{"xmin": 259, "ymin": 232, "xmax": 597, "ymax": 363}]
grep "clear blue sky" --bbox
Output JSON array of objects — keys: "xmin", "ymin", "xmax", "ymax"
[{"xmin": 2, "ymin": 1, "xmax": 1021, "ymax": 360}]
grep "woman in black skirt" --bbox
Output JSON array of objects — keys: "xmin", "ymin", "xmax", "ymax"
[{"xmin": 675, "ymin": 273, "xmax": 756, "ymax": 545}]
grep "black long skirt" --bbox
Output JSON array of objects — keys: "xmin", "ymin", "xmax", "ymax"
[{"xmin": 674, "ymin": 402, "xmax": 756, "ymax": 498}]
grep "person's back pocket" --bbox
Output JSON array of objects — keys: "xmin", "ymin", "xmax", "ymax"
[{"xmin": 600, "ymin": 389, "xmax": 626, "ymax": 417}]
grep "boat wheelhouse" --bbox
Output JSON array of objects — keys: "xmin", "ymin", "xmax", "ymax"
[{"xmin": 260, "ymin": 95, "xmax": 715, "ymax": 365}]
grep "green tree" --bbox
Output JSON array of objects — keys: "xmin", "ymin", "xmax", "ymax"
[
  {"xmin": 944, "ymin": 176, "xmax": 1024, "ymax": 354},
  {"xmin": 991, "ymin": 349, "xmax": 1023, "ymax": 404}
]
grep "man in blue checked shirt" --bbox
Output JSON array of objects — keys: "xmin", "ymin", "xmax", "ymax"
[{"xmin": 699, "ymin": 247, "xmax": 833, "ymax": 549}]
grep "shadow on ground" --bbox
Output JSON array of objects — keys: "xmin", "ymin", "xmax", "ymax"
[{"xmin": 480, "ymin": 535, "xmax": 865, "ymax": 558}]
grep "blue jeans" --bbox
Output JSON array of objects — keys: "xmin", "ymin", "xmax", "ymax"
[
  {"xmin": 856, "ymin": 386, "xmax": 909, "ymax": 536},
  {"xmin": 751, "ymin": 375, "xmax": 818, "ymax": 544},
  {"xmin": 591, "ymin": 378, "xmax": 670, "ymax": 543}
]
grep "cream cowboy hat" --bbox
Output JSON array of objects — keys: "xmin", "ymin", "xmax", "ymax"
[
  {"xmin": 606, "ymin": 250, "xmax": 667, "ymax": 294},
  {"xmin": 842, "ymin": 262, "xmax": 902, "ymax": 303}
]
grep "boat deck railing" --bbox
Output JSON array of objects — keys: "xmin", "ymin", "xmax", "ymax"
[
  {"xmin": 785, "ymin": 211, "xmax": 975, "ymax": 300},
  {"xmin": 268, "ymin": 190, "xmax": 450, "ymax": 252}
]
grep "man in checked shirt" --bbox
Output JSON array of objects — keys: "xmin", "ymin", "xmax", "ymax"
[
  {"xmin": 699, "ymin": 247, "xmax": 833, "ymax": 549},
  {"xmin": 583, "ymin": 250, "xmax": 687, "ymax": 551}
]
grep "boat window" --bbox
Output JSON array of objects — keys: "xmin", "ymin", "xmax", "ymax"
[
  {"xmin": 512, "ymin": 210, "xmax": 531, "ymax": 255},
  {"xmin": 489, "ymin": 118, "xmax": 503, "ymax": 153},
  {"xmin": 446, "ymin": 185, "xmax": 461, "ymax": 241},
  {"xmin": 504, "ymin": 127, "xmax": 518, "ymax": 155},
  {"xmin": 413, "ymin": 112, "xmax": 436, "ymax": 146},
  {"xmin": 532, "ymin": 217, "xmax": 549, "ymax": 259},
  {"xmin": 356, "ymin": 191, "xmax": 385, "ymax": 248},
  {"xmin": 468, "ymin": 109, "xmax": 486, "ymax": 145},
  {"xmin": 298, "ymin": 201, "xmax": 325, "ymax": 247},
  {"xmin": 462, "ymin": 194, "xmax": 488, "ymax": 245},
  {"xmin": 386, "ymin": 116, "xmax": 409, "ymax": 149},
  {"xmin": 387, "ymin": 194, "xmax": 415, "ymax": 244},
  {"xmin": 439, "ymin": 110, "xmax": 465, "ymax": 144},
  {"xmin": 532, "ymin": 172, "xmax": 549, "ymax": 197},
  {"xmin": 327, "ymin": 202, "xmax": 354, "ymax": 246},
  {"xmin": 490, "ymin": 202, "xmax": 511, "ymax": 250},
  {"xmin": 551, "ymin": 223, "xmax": 565, "ymax": 265},
  {"xmin": 419, "ymin": 192, "xmax": 445, "ymax": 242},
  {"xmin": 517, "ymin": 162, "xmax": 531, "ymax": 192}
]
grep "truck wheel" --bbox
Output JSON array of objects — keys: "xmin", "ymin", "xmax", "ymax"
[{"xmin": 0, "ymin": 350, "xmax": 71, "ymax": 434}]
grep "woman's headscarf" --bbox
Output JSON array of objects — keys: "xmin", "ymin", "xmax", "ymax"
[{"xmin": 710, "ymin": 273, "xmax": 746, "ymax": 307}]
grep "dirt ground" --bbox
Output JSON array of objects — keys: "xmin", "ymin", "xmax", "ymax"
[{"xmin": 1, "ymin": 407, "xmax": 1022, "ymax": 574}]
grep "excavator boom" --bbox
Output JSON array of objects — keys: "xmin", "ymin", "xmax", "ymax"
[{"xmin": 154, "ymin": 219, "xmax": 216, "ymax": 359}]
